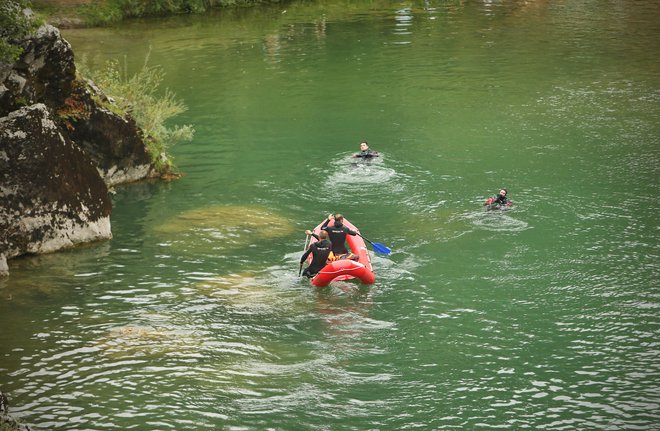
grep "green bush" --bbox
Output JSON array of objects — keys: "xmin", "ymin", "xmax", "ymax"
[
  {"xmin": 0, "ymin": 0, "xmax": 38, "ymax": 64},
  {"xmin": 78, "ymin": 53, "xmax": 194, "ymax": 172}
]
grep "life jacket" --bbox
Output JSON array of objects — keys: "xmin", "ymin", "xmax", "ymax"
[{"xmin": 328, "ymin": 252, "xmax": 358, "ymax": 262}]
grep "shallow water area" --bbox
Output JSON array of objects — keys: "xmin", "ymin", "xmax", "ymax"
[{"xmin": 151, "ymin": 205, "xmax": 296, "ymax": 256}]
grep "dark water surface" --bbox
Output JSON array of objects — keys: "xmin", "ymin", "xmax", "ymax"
[{"xmin": 2, "ymin": 1, "xmax": 659, "ymax": 429}]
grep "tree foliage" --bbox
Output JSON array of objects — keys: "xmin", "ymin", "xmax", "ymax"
[{"xmin": 0, "ymin": 0, "xmax": 37, "ymax": 64}]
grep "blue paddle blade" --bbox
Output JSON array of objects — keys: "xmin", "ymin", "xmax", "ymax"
[
  {"xmin": 358, "ymin": 233, "xmax": 391, "ymax": 255},
  {"xmin": 371, "ymin": 242, "xmax": 391, "ymax": 255}
]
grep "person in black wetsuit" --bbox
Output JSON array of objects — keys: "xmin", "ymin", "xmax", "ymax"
[
  {"xmin": 353, "ymin": 141, "xmax": 379, "ymax": 159},
  {"xmin": 321, "ymin": 213, "xmax": 357, "ymax": 256},
  {"xmin": 484, "ymin": 188, "xmax": 512, "ymax": 209},
  {"xmin": 300, "ymin": 230, "xmax": 332, "ymax": 278}
]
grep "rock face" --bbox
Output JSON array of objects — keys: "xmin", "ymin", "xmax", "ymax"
[
  {"xmin": 0, "ymin": 104, "xmax": 112, "ymax": 260},
  {"xmin": 0, "ymin": 25, "xmax": 75, "ymax": 117},
  {"xmin": 0, "ymin": 24, "xmax": 159, "ymax": 275},
  {"xmin": 0, "ymin": 390, "xmax": 32, "ymax": 430},
  {"xmin": 64, "ymin": 79, "xmax": 155, "ymax": 186}
]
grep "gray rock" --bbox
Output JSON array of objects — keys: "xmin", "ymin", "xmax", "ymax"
[
  {"xmin": 0, "ymin": 104, "xmax": 112, "ymax": 261},
  {"xmin": 0, "ymin": 23, "xmax": 167, "ymax": 275},
  {"xmin": 0, "ymin": 25, "xmax": 75, "ymax": 117},
  {"xmin": 0, "ymin": 390, "xmax": 32, "ymax": 431},
  {"xmin": 65, "ymin": 79, "xmax": 158, "ymax": 186},
  {"xmin": 0, "ymin": 254, "xmax": 7, "ymax": 277}
]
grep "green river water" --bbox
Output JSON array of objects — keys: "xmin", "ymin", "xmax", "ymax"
[{"xmin": 1, "ymin": 1, "xmax": 659, "ymax": 429}]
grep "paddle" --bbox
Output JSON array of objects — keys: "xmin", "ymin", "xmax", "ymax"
[
  {"xmin": 357, "ymin": 233, "xmax": 391, "ymax": 255},
  {"xmin": 299, "ymin": 234, "xmax": 310, "ymax": 276}
]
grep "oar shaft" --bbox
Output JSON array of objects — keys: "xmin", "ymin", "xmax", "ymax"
[
  {"xmin": 299, "ymin": 234, "xmax": 310, "ymax": 276},
  {"xmin": 357, "ymin": 232, "xmax": 373, "ymax": 244}
]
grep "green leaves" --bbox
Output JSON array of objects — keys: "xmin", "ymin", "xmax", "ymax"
[
  {"xmin": 0, "ymin": 0, "xmax": 38, "ymax": 64},
  {"xmin": 78, "ymin": 52, "xmax": 194, "ymax": 173}
]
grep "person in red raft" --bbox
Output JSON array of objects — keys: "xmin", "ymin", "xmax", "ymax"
[
  {"xmin": 304, "ymin": 213, "xmax": 359, "ymax": 261},
  {"xmin": 484, "ymin": 188, "xmax": 513, "ymax": 210},
  {"xmin": 299, "ymin": 230, "xmax": 332, "ymax": 279}
]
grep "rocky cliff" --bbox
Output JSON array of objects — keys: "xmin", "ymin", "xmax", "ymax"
[
  {"xmin": 0, "ymin": 390, "xmax": 31, "ymax": 431},
  {"xmin": 0, "ymin": 24, "xmax": 160, "ymax": 275}
]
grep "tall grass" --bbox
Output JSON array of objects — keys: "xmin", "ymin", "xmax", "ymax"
[{"xmin": 78, "ymin": 52, "xmax": 194, "ymax": 173}]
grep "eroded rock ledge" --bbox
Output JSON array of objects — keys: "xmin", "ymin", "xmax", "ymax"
[{"xmin": 0, "ymin": 24, "xmax": 161, "ymax": 275}]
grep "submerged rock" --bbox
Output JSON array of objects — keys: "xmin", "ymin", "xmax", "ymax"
[
  {"xmin": 152, "ymin": 205, "xmax": 295, "ymax": 253},
  {"xmin": 193, "ymin": 270, "xmax": 311, "ymax": 316},
  {"xmin": 94, "ymin": 324, "xmax": 202, "ymax": 359}
]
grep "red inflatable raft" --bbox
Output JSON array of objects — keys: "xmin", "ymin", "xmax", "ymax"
[{"xmin": 306, "ymin": 218, "xmax": 376, "ymax": 287}]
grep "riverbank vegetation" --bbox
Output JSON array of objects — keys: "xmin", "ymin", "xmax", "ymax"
[
  {"xmin": 77, "ymin": 54, "xmax": 194, "ymax": 173},
  {"xmin": 32, "ymin": 0, "xmax": 288, "ymax": 27},
  {"xmin": 0, "ymin": 0, "xmax": 39, "ymax": 63},
  {"xmin": 2, "ymin": 0, "xmax": 193, "ymax": 175}
]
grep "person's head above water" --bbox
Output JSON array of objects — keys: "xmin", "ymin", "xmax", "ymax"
[
  {"xmin": 499, "ymin": 188, "xmax": 508, "ymax": 197},
  {"xmin": 359, "ymin": 141, "xmax": 369, "ymax": 151}
]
